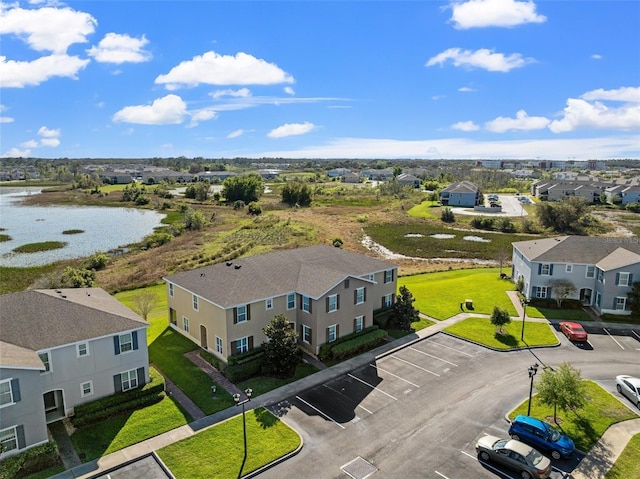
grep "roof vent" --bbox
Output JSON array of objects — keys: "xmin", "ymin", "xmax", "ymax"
[
  {"xmin": 226, "ymin": 262, "xmax": 233, "ymax": 266},
  {"xmin": 234, "ymin": 265, "xmax": 241, "ymax": 270}
]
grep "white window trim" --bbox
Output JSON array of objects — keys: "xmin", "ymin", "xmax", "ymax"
[
  {"xmin": 119, "ymin": 333, "xmax": 133, "ymax": 354},
  {"xmin": 383, "ymin": 293, "xmax": 393, "ymax": 308},
  {"xmin": 619, "ymin": 272, "xmax": 630, "ymax": 287},
  {"xmin": 236, "ymin": 337, "xmax": 249, "ymax": 354},
  {"xmin": 192, "ymin": 294, "xmax": 199, "ymax": 311},
  {"xmin": 265, "ymin": 298, "xmax": 273, "ymax": 310},
  {"xmin": 355, "ymin": 315, "xmax": 364, "ymax": 333},
  {"xmin": 81, "ymin": 381, "xmax": 94, "ymax": 397},
  {"xmin": 302, "ymin": 296, "xmax": 311, "ymax": 313},
  {"xmin": 586, "ymin": 266, "xmax": 595, "ymax": 278},
  {"xmin": 328, "ymin": 324, "xmax": 337, "ymax": 342},
  {"xmin": 183, "ymin": 316, "xmax": 190, "ymax": 333},
  {"xmin": 216, "ymin": 336, "xmax": 223, "ymax": 354},
  {"xmin": 302, "ymin": 325, "xmax": 311, "ymax": 344},
  {"xmin": 287, "ymin": 293, "xmax": 296, "ymax": 310},
  {"xmin": 0, "ymin": 379, "xmax": 14, "ymax": 408},
  {"xmin": 121, "ymin": 369, "xmax": 138, "ymax": 391},
  {"xmin": 615, "ymin": 297, "xmax": 627, "ymax": 310},
  {"xmin": 39, "ymin": 351, "xmax": 52, "ymax": 374},
  {"xmin": 540, "ymin": 264, "xmax": 551, "ymax": 276},
  {"xmin": 76, "ymin": 342, "xmax": 89, "ymax": 358},
  {"xmin": 328, "ymin": 294, "xmax": 338, "ymax": 313},
  {"xmin": 237, "ymin": 305, "xmax": 248, "ymax": 323},
  {"xmin": 356, "ymin": 287, "xmax": 365, "ymax": 305},
  {"xmin": 565, "ymin": 264, "xmax": 573, "ymax": 273},
  {"xmin": 384, "ymin": 270, "xmax": 393, "ymax": 284},
  {"xmin": 0, "ymin": 425, "xmax": 19, "ymax": 453},
  {"xmin": 169, "ymin": 283, "xmax": 174, "ymax": 297},
  {"xmin": 368, "ymin": 273, "xmax": 375, "ymax": 282}
]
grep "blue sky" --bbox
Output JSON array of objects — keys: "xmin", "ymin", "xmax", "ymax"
[{"xmin": 1, "ymin": 0, "xmax": 639, "ymax": 160}]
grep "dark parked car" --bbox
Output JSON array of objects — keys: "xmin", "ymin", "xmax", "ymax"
[
  {"xmin": 508, "ymin": 415, "xmax": 575, "ymax": 459},
  {"xmin": 476, "ymin": 434, "xmax": 551, "ymax": 479}
]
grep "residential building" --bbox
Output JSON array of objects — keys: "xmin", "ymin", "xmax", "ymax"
[
  {"xmin": 0, "ymin": 288, "xmax": 149, "ymax": 458},
  {"xmin": 163, "ymin": 245, "xmax": 398, "ymax": 360},
  {"xmin": 531, "ymin": 180, "xmax": 609, "ymax": 203},
  {"xmin": 360, "ymin": 168, "xmax": 394, "ymax": 181},
  {"xmin": 511, "ymin": 236, "xmax": 640, "ymax": 315},
  {"xmin": 396, "ymin": 173, "xmax": 420, "ymax": 188},
  {"xmin": 341, "ymin": 172, "xmax": 361, "ymax": 183},
  {"xmin": 440, "ymin": 181, "xmax": 482, "ymax": 207}
]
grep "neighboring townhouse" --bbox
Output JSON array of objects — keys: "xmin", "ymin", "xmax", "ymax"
[
  {"xmin": 511, "ymin": 236, "xmax": 640, "ymax": 315},
  {"xmin": 531, "ymin": 180, "xmax": 609, "ymax": 203},
  {"xmin": 0, "ymin": 288, "xmax": 149, "ymax": 458},
  {"xmin": 163, "ymin": 245, "xmax": 398, "ymax": 360},
  {"xmin": 440, "ymin": 181, "xmax": 482, "ymax": 207},
  {"xmin": 360, "ymin": 168, "xmax": 394, "ymax": 181},
  {"xmin": 396, "ymin": 173, "xmax": 420, "ymax": 188},
  {"xmin": 620, "ymin": 186, "xmax": 640, "ymax": 205},
  {"xmin": 341, "ymin": 172, "xmax": 361, "ymax": 183}
]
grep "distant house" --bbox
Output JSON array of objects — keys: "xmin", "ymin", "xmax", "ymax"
[
  {"xmin": 440, "ymin": 181, "xmax": 482, "ymax": 207},
  {"xmin": 163, "ymin": 245, "xmax": 398, "ymax": 360},
  {"xmin": 620, "ymin": 186, "xmax": 640, "ymax": 205},
  {"xmin": 360, "ymin": 168, "xmax": 394, "ymax": 181},
  {"xmin": 341, "ymin": 172, "xmax": 361, "ymax": 183},
  {"xmin": 141, "ymin": 170, "xmax": 194, "ymax": 184},
  {"xmin": 531, "ymin": 180, "xmax": 608, "ymax": 203},
  {"xmin": 0, "ymin": 288, "xmax": 149, "ymax": 458},
  {"xmin": 196, "ymin": 171, "xmax": 237, "ymax": 183},
  {"xmin": 327, "ymin": 168, "xmax": 352, "ymax": 178},
  {"xmin": 511, "ymin": 236, "xmax": 640, "ymax": 315},
  {"xmin": 396, "ymin": 173, "xmax": 420, "ymax": 188}
]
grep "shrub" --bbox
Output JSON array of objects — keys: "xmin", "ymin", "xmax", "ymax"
[
  {"xmin": 318, "ymin": 327, "xmax": 387, "ymax": 361},
  {"xmin": 0, "ymin": 442, "xmax": 61, "ymax": 479},
  {"xmin": 225, "ymin": 347, "xmax": 266, "ymax": 382},
  {"xmin": 247, "ymin": 202, "xmax": 262, "ymax": 215},
  {"xmin": 441, "ymin": 207, "xmax": 455, "ymax": 223},
  {"xmin": 143, "ymin": 232, "xmax": 174, "ymax": 248},
  {"xmin": 83, "ymin": 252, "xmax": 108, "ymax": 271},
  {"xmin": 318, "ymin": 325, "xmax": 380, "ymax": 361}
]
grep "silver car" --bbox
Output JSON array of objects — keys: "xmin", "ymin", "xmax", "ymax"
[
  {"xmin": 476, "ymin": 434, "xmax": 552, "ymax": 479},
  {"xmin": 616, "ymin": 375, "xmax": 640, "ymax": 408}
]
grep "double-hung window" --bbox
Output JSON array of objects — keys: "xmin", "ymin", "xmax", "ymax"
[
  {"xmin": 618, "ymin": 272, "xmax": 631, "ymax": 287},
  {"xmin": 265, "ymin": 298, "xmax": 273, "ymax": 310},
  {"xmin": 77, "ymin": 342, "xmax": 89, "ymax": 358},
  {"xmin": 236, "ymin": 337, "xmax": 249, "ymax": 354},
  {"xmin": 39, "ymin": 352, "xmax": 51, "ymax": 373},
  {"xmin": 0, "ymin": 426, "xmax": 19, "ymax": 452},
  {"xmin": 384, "ymin": 269, "xmax": 393, "ymax": 284},
  {"xmin": 236, "ymin": 305, "xmax": 247, "ymax": 323},
  {"xmin": 287, "ymin": 293, "xmax": 296, "ymax": 310},
  {"xmin": 534, "ymin": 286, "xmax": 548, "ymax": 299},
  {"xmin": 121, "ymin": 369, "xmax": 138, "ymax": 391},
  {"xmin": 302, "ymin": 325, "xmax": 312, "ymax": 344},
  {"xmin": 355, "ymin": 287, "xmax": 365, "ymax": 304},
  {"xmin": 183, "ymin": 317, "xmax": 190, "ymax": 333},
  {"xmin": 216, "ymin": 336, "xmax": 223, "ymax": 354},
  {"xmin": 597, "ymin": 268, "xmax": 604, "ymax": 282},
  {"xmin": 192, "ymin": 295, "xmax": 199, "ymax": 311},
  {"xmin": 81, "ymin": 381, "xmax": 93, "ymax": 397},
  {"xmin": 0, "ymin": 380, "xmax": 15, "ymax": 407},
  {"xmin": 328, "ymin": 325, "xmax": 337, "ymax": 343},
  {"xmin": 354, "ymin": 315, "xmax": 364, "ymax": 333},
  {"xmin": 302, "ymin": 296, "xmax": 311, "ymax": 313},
  {"xmin": 586, "ymin": 265, "xmax": 595, "ymax": 278},
  {"xmin": 565, "ymin": 264, "xmax": 573, "ymax": 273},
  {"xmin": 328, "ymin": 294, "xmax": 338, "ymax": 312},
  {"xmin": 540, "ymin": 264, "xmax": 551, "ymax": 275},
  {"xmin": 119, "ymin": 333, "xmax": 133, "ymax": 353},
  {"xmin": 169, "ymin": 283, "xmax": 174, "ymax": 297},
  {"xmin": 383, "ymin": 293, "xmax": 393, "ymax": 308},
  {"xmin": 615, "ymin": 297, "xmax": 627, "ymax": 310}
]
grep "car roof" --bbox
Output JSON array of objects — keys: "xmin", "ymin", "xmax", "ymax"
[
  {"xmin": 514, "ymin": 415, "xmax": 546, "ymax": 428},
  {"xmin": 619, "ymin": 375, "xmax": 640, "ymax": 387},
  {"xmin": 505, "ymin": 439, "xmax": 535, "ymax": 456},
  {"xmin": 560, "ymin": 321, "xmax": 583, "ymax": 329}
]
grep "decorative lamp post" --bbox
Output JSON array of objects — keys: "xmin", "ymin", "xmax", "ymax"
[
  {"xmin": 527, "ymin": 363, "xmax": 539, "ymax": 416},
  {"xmin": 233, "ymin": 388, "xmax": 253, "ymax": 479},
  {"xmin": 520, "ymin": 297, "xmax": 530, "ymax": 342}
]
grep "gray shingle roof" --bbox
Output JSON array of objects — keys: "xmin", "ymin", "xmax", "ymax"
[
  {"xmin": 164, "ymin": 244, "xmax": 397, "ymax": 308},
  {"xmin": 513, "ymin": 236, "xmax": 640, "ymax": 268},
  {"xmin": 0, "ymin": 288, "xmax": 148, "ymax": 361},
  {"xmin": 441, "ymin": 181, "xmax": 478, "ymax": 194}
]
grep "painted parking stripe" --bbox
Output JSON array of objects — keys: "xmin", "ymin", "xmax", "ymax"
[
  {"xmin": 369, "ymin": 363, "xmax": 420, "ymax": 388},
  {"xmin": 603, "ymin": 328, "xmax": 625, "ymax": 349},
  {"xmin": 347, "ymin": 373, "xmax": 398, "ymax": 400},
  {"xmin": 425, "ymin": 339, "xmax": 475, "ymax": 357},
  {"xmin": 295, "ymin": 395, "xmax": 346, "ymax": 429},
  {"xmin": 434, "ymin": 471, "xmax": 451, "ymax": 478},
  {"xmin": 408, "ymin": 346, "xmax": 459, "ymax": 366},
  {"xmin": 389, "ymin": 355, "xmax": 440, "ymax": 376},
  {"xmin": 631, "ymin": 330, "xmax": 640, "ymax": 341}
]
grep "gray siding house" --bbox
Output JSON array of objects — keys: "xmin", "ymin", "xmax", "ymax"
[
  {"xmin": 511, "ymin": 236, "xmax": 640, "ymax": 315},
  {"xmin": 0, "ymin": 288, "xmax": 149, "ymax": 458},
  {"xmin": 440, "ymin": 181, "xmax": 482, "ymax": 207}
]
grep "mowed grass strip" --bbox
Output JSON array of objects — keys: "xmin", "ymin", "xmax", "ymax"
[
  {"xmin": 158, "ymin": 408, "xmax": 301, "ymax": 479},
  {"xmin": 399, "ymin": 268, "xmax": 518, "ymax": 320},
  {"xmin": 606, "ymin": 433, "xmax": 640, "ymax": 479},
  {"xmin": 444, "ymin": 316, "xmax": 558, "ymax": 349}
]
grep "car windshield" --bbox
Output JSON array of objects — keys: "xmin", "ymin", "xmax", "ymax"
[
  {"xmin": 527, "ymin": 448, "xmax": 545, "ymax": 466},
  {"xmin": 495, "ymin": 440, "xmax": 508, "ymax": 449},
  {"xmin": 546, "ymin": 424, "xmax": 562, "ymax": 441}
]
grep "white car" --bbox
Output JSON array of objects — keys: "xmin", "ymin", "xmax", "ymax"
[{"xmin": 616, "ymin": 375, "xmax": 640, "ymax": 408}]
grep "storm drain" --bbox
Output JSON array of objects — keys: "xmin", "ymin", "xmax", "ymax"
[{"xmin": 341, "ymin": 456, "xmax": 378, "ymax": 479}]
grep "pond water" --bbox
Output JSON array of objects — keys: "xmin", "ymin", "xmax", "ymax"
[{"xmin": 0, "ymin": 187, "xmax": 166, "ymax": 267}]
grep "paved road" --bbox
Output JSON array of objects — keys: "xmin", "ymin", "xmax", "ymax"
[{"xmin": 258, "ymin": 325, "xmax": 640, "ymax": 479}]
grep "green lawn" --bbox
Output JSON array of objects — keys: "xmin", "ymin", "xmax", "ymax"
[
  {"xmin": 70, "ymin": 394, "xmax": 191, "ymax": 462},
  {"xmin": 158, "ymin": 407, "xmax": 300, "ymax": 479},
  {"xmin": 444, "ymin": 316, "xmax": 558, "ymax": 349},
  {"xmin": 606, "ymin": 433, "xmax": 640, "ymax": 479},
  {"xmin": 509, "ymin": 381, "xmax": 639, "ymax": 452},
  {"xmin": 399, "ymin": 268, "xmax": 518, "ymax": 320},
  {"xmin": 237, "ymin": 363, "xmax": 319, "ymax": 398},
  {"xmin": 114, "ymin": 283, "xmax": 168, "ymax": 343},
  {"xmin": 407, "ymin": 200, "xmax": 440, "ymax": 219}
]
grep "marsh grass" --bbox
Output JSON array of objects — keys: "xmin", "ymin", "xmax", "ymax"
[{"xmin": 12, "ymin": 241, "xmax": 67, "ymax": 253}]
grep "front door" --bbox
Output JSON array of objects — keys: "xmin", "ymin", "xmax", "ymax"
[
  {"xmin": 200, "ymin": 325, "xmax": 208, "ymax": 349},
  {"xmin": 579, "ymin": 288, "xmax": 592, "ymax": 305},
  {"xmin": 43, "ymin": 390, "xmax": 65, "ymax": 423}
]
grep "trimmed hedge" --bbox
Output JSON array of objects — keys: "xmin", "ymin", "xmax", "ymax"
[
  {"xmin": 373, "ymin": 308, "xmax": 393, "ymax": 329},
  {"xmin": 318, "ymin": 326, "xmax": 386, "ymax": 361},
  {"xmin": 223, "ymin": 346, "xmax": 266, "ymax": 382},
  {"xmin": 71, "ymin": 367, "xmax": 165, "ymax": 428},
  {"xmin": 0, "ymin": 442, "xmax": 61, "ymax": 479}
]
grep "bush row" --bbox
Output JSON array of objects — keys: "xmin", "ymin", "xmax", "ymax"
[
  {"xmin": 71, "ymin": 367, "xmax": 165, "ymax": 428},
  {"xmin": 225, "ymin": 347, "xmax": 266, "ymax": 382},
  {"xmin": 318, "ymin": 325, "xmax": 384, "ymax": 361},
  {"xmin": 0, "ymin": 442, "xmax": 61, "ymax": 479}
]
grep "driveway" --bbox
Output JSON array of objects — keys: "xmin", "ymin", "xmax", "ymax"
[{"xmin": 453, "ymin": 194, "xmax": 531, "ymax": 217}]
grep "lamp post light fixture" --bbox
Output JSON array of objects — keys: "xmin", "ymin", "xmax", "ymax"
[
  {"xmin": 233, "ymin": 388, "xmax": 253, "ymax": 479},
  {"xmin": 527, "ymin": 363, "xmax": 539, "ymax": 416},
  {"xmin": 520, "ymin": 297, "xmax": 530, "ymax": 342}
]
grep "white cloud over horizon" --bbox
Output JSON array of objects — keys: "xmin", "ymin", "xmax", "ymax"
[
  {"xmin": 87, "ymin": 33, "xmax": 152, "ymax": 64},
  {"xmin": 484, "ymin": 109, "xmax": 550, "ymax": 132},
  {"xmin": 449, "ymin": 0, "xmax": 546, "ymax": 29},
  {"xmin": 0, "ymin": 54, "xmax": 90, "ymax": 87},
  {"xmin": 113, "ymin": 94, "xmax": 188, "ymax": 125},
  {"xmin": 426, "ymin": 48, "xmax": 534, "ymax": 72},
  {"xmin": 452, "ymin": 121, "xmax": 480, "ymax": 131},
  {"xmin": 267, "ymin": 122, "xmax": 317, "ymax": 138}
]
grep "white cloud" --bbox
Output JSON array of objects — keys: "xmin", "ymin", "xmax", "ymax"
[
  {"xmin": 0, "ymin": 116, "xmax": 14, "ymax": 123},
  {"xmin": 0, "ymin": 54, "xmax": 90, "ymax": 87},
  {"xmin": 284, "ymin": 86, "xmax": 295, "ymax": 95},
  {"xmin": 227, "ymin": 129, "xmax": 245, "ymax": 138},
  {"xmin": 458, "ymin": 86, "xmax": 477, "ymax": 92},
  {"xmin": 549, "ymin": 98, "xmax": 640, "ymax": 133},
  {"xmin": 580, "ymin": 86, "xmax": 640, "ymax": 103},
  {"xmin": 267, "ymin": 122, "xmax": 316, "ymax": 138},
  {"xmin": 210, "ymin": 88, "xmax": 252, "ymax": 99},
  {"xmin": 452, "ymin": 121, "xmax": 480, "ymax": 131},
  {"xmin": 1, "ymin": 147, "xmax": 31, "ymax": 158},
  {"xmin": 0, "ymin": 4, "xmax": 97, "ymax": 54},
  {"xmin": 449, "ymin": 0, "xmax": 546, "ymax": 29},
  {"xmin": 38, "ymin": 126, "xmax": 60, "ymax": 138},
  {"xmin": 426, "ymin": 48, "xmax": 534, "ymax": 72},
  {"xmin": 40, "ymin": 137, "xmax": 60, "ymax": 147},
  {"xmin": 484, "ymin": 109, "xmax": 549, "ymax": 132},
  {"xmin": 87, "ymin": 33, "xmax": 152, "ymax": 64},
  {"xmin": 155, "ymin": 51, "xmax": 294, "ymax": 90},
  {"xmin": 112, "ymin": 94, "xmax": 188, "ymax": 125},
  {"xmin": 188, "ymin": 109, "xmax": 217, "ymax": 127},
  {"xmin": 591, "ymin": 54, "xmax": 603, "ymax": 60},
  {"xmin": 21, "ymin": 140, "xmax": 38, "ymax": 148}
]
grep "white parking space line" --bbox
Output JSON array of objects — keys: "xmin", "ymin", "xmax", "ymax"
[
  {"xmin": 425, "ymin": 339, "xmax": 475, "ymax": 357},
  {"xmin": 388, "ymin": 355, "xmax": 441, "ymax": 376},
  {"xmin": 603, "ymin": 328, "xmax": 625, "ymax": 349},
  {"xmin": 631, "ymin": 330, "xmax": 640, "ymax": 341},
  {"xmin": 460, "ymin": 450, "xmax": 477, "ymax": 460},
  {"xmin": 369, "ymin": 363, "xmax": 420, "ymax": 388},
  {"xmin": 295, "ymin": 395, "xmax": 346, "ymax": 429},
  {"xmin": 347, "ymin": 373, "xmax": 398, "ymax": 400},
  {"xmin": 434, "ymin": 471, "xmax": 451, "ymax": 478},
  {"xmin": 408, "ymin": 346, "xmax": 459, "ymax": 366}
]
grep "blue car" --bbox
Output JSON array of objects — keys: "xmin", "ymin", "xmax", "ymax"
[{"xmin": 508, "ymin": 415, "xmax": 575, "ymax": 459}]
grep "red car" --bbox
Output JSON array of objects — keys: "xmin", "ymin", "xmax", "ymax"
[{"xmin": 559, "ymin": 322, "xmax": 588, "ymax": 342}]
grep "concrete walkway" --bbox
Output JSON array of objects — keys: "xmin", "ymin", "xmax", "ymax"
[{"xmin": 48, "ymin": 420, "xmax": 82, "ymax": 470}]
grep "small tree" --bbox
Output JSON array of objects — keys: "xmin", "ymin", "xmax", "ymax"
[
  {"xmin": 132, "ymin": 292, "xmax": 157, "ymax": 320},
  {"xmin": 547, "ymin": 278, "xmax": 577, "ymax": 308},
  {"xmin": 490, "ymin": 306, "xmax": 511, "ymax": 334},
  {"xmin": 332, "ymin": 237, "xmax": 343, "ymax": 248},
  {"xmin": 262, "ymin": 314, "xmax": 303, "ymax": 377},
  {"xmin": 441, "ymin": 207, "xmax": 455, "ymax": 223},
  {"xmin": 393, "ymin": 286, "xmax": 420, "ymax": 331},
  {"xmin": 535, "ymin": 363, "xmax": 586, "ymax": 423}
]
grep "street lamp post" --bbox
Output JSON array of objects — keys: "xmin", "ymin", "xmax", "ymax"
[
  {"xmin": 527, "ymin": 363, "xmax": 539, "ymax": 416},
  {"xmin": 233, "ymin": 388, "xmax": 253, "ymax": 479},
  {"xmin": 520, "ymin": 297, "xmax": 530, "ymax": 342}
]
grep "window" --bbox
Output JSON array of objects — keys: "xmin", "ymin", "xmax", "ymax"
[
  {"xmin": 534, "ymin": 286, "xmax": 548, "ymax": 299},
  {"xmin": 192, "ymin": 295, "xmax": 199, "ymax": 311},
  {"xmin": 383, "ymin": 293, "xmax": 393, "ymax": 308},
  {"xmin": 595, "ymin": 291, "xmax": 602, "ymax": 307},
  {"xmin": 565, "ymin": 264, "xmax": 573, "ymax": 273},
  {"xmin": 615, "ymin": 297, "xmax": 627, "ymax": 310},
  {"xmin": 169, "ymin": 283, "xmax": 174, "ymax": 297},
  {"xmin": 355, "ymin": 287, "xmax": 365, "ymax": 305},
  {"xmin": 302, "ymin": 296, "xmax": 311, "ymax": 313},
  {"xmin": 328, "ymin": 294, "xmax": 338, "ymax": 312},
  {"xmin": 618, "ymin": 272, "xmax": 631, "ymax": 287},
  {"xmin": 597, "ymin": 268, "xmax": 604, "ymax": 282},
  {"xmin": 586, "ymin": 266, "xmax": 595, "ymax": 278},
  {"xmin": 328, "ymin": 325, "xmax": 337, "ymax": 343},
  {"xmin": 77, "ymin": 342, "xmax": 89, "ymax": 358},
  {"xmin": 265, "ymin": 298, "xmax": 273, "ymax": 310},
  {"xmin": 384, "ymin": 269, "xmax": 393, "ymax": 284},
  {"xmin": 302, "ymin": 325, "xmax": 312, "ymax": 344},
  {"xmin": 121, "ymin": 369, "xmax": 138, "ymax": 391},
  {"xmin": 183, "ymin": 316, "xmax": 190, "ymax": 333},
  {"xmin": 216, "ymin": 336, "xmax": 223, "ymax": 354},
  {"xmin": 0, "ymin": 380, "xmax": 16, "ymax": 407},
  {"xmin": 540, "ymin": 264, "xmax": 551, "ymax": 275},
  {"xmin": 0, "ymin": 426, "xmax": 19, "ymax": 453},
  {"xmin": 81, "ymin": 381, "xmax": 93, "ymax": 397},
  {"xmin": 236, "ymin": 305, "xmax": 247, "ymax": 323},
  {"xmin": 355, "ymin": 316, "xmax": 364, "ymax": 333},
  {"xmin": 287, "ymin": 293, "xmax": 296, "ymax": 310},
  {"xmin": 119, "ymin": 333, "xmax": 133, "ymax": 353},
  {"xmin": 236, "ymin": 337, "xmax": 249, "ymax": 354},
  {"xmin": 368, "ymin": 273, "xmax": 375, "ymax": 282},
  {"xmin": 39, "ymin": 352, "xmax": 51, "ymax": 373}
]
